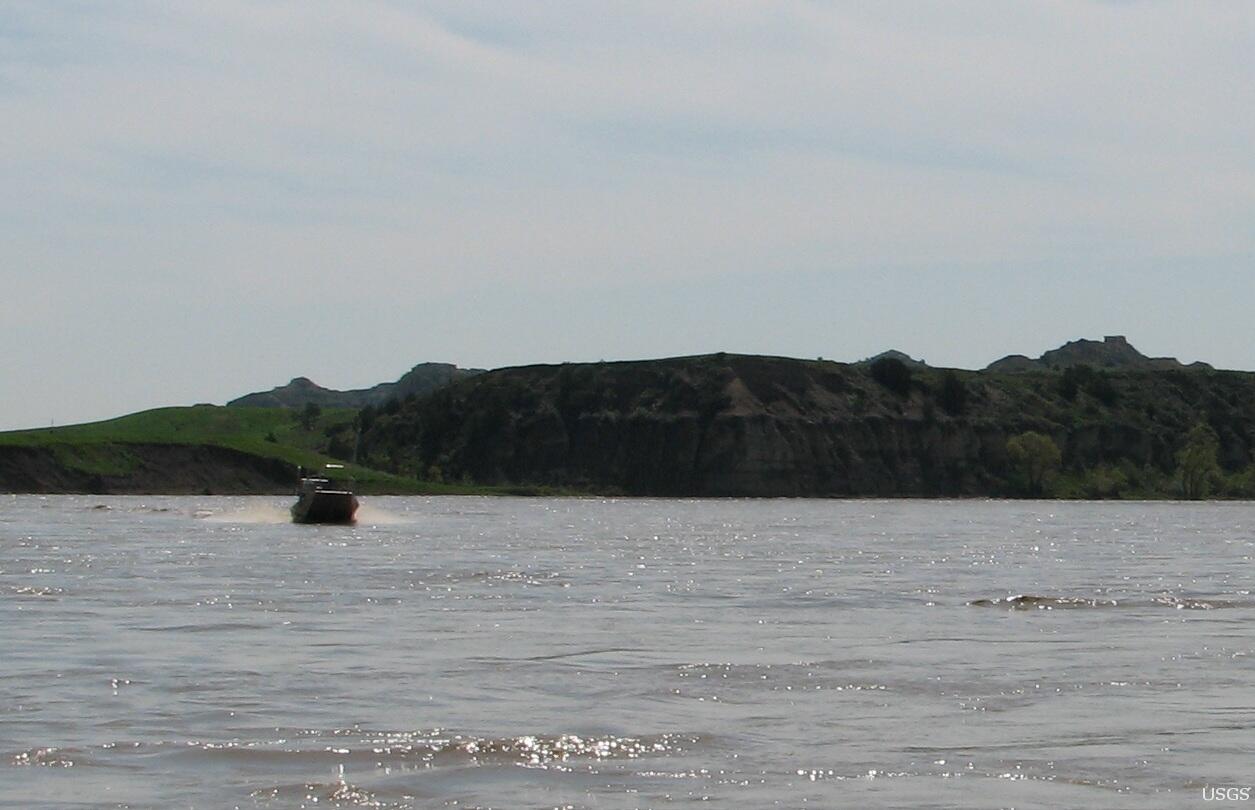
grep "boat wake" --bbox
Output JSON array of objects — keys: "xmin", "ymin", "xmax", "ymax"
[
  {"xmin": 969, "ymin": 593, "xmax": 1250, "ymax": 610},
  {"xmin": 196, "ymin": 502, "xmax": 409, "ymax": 526},
  {"xmin": 201, "ymin": 503, "xmax": 291, "ymax": 524},
  {"xmin": 352, "ymin": 503, "xmax": 411, "ymax": 526},
  {"xmin": 15, "ymin": 728, "xmax": 703, "ymax": 770}
]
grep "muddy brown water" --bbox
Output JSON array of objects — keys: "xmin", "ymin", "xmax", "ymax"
[{"xmin": 3, "ymin": 496, "xmax": 1253, "ymax": 808}]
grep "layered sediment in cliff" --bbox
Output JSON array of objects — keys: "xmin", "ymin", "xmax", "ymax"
[{"xmin": 358, "ymin": 354, "xmax": 1251, "ymax": 496}]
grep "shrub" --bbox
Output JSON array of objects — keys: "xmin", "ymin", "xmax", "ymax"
[{"xmin": 1081, "ymin": 465, "xmax": 1128, "ymax": 499}]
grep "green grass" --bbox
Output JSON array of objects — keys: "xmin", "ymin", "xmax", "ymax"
[
  {"xmin": 0, "ymin": 405, "xmax": 511, "ymax": 494},
  {"xmin": 0, "ymin": 405, "xmax": 352, "ymax": 447},
  {"xmin": 49, "ymin": 443, "xmax": 141, "ymax": 477}
]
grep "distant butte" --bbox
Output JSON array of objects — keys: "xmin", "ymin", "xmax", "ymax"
[
  {"xmin": 985, "ymin": 335, "xmax": 1212, "ymax": 373},
  {"xmin": 228, "ymin": 363, "xmax": 485, "ymax": 409}
]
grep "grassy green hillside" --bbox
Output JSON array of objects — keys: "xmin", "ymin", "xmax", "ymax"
[
  {"xmin": 1, "ymin": 405, "xmax": 340, "ymax": 448},
  {"xmin": 0, "ymin": 405, "xmax": 506, "ymax": 494}
]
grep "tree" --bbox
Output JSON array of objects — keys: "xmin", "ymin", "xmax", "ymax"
[
  {"xmin": 939, "ymin": 371, "xmax": 968, "ymax": 415},
  {"xmin": 1058, "ymin": 366, "xmax": 1085, "ymax": 401},
  {"xmin": 1086, "ymin": 373, "xmax": 1120, "ymax": 406},
  {"xmin": 1177, "ymin": 422, "xmax": 1220, "ymax": 499},
  {"xmin": 1056, "ymin": 365, "xmax": 1118, "ymax": 405},
  {"xmin": 1006, "ymin": 431, "xmax": 1062, "ymax": 495},
  {"xmin": 870, "ymin": 357, "xmax": 912, "ymax": 397},
  {"xmin": 299, "ymin": 401, "xmax": 322, "ymax": 431},
  {"xmin": 357, "ymin": 404, "xmax": 377, "ymax": 433}
]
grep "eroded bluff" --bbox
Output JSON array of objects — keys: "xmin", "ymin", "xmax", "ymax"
[{"xmin": 355, "ymin": 354, "xmax": 1246, "ymax": 496}]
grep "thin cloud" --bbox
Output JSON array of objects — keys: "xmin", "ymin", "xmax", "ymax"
[{"xmin": 1, "ymin": 1, "xmax": 1252, "ymax": 427}]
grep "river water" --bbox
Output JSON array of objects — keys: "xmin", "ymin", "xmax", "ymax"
[{"xmin": 2, "ymin": 495, "xmax": 1253, "ymax": 809}]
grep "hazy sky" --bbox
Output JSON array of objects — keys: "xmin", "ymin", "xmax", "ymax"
[{"xmin": 3, "ymin": 2, "xmax": 1253, "ymax": 430}]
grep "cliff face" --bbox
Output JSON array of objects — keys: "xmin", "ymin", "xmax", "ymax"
[{"xmin": 358, "ymin": 354, "xmax": 1255, "ymax": 496}]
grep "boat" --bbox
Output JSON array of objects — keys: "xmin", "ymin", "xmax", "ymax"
[{"xmin": 291, "ymin": 464, "xmax": 359, "ymax": 524}]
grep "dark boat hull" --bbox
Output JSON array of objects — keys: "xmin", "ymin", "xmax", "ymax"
[{"xmin": 291, "ymin": 490, "xmax": 359, "ymax": 524}]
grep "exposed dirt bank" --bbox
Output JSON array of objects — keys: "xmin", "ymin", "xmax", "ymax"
[{"xmin": 0, "ymin": 443, "xmax": 298, "ymax": 494}]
